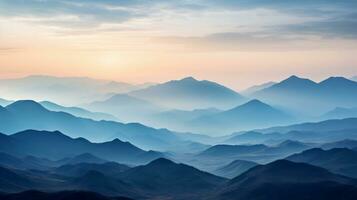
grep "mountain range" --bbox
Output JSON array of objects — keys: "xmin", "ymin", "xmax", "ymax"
[
  {"xmin": 0, "ymin": 157, "xmax": 227, "ymax": 200},
  {"xmin": 40, "ymin": 101, "xmax": 118, "ymax": 121},
  {"xmin": 286, "ymin": 148, "xmax": 357, "ymax": 178},
  {"xmin": 213, "ymin": 159, "xmax": 258, "ymax": 178},
  {"xmin": 86, "ymin": 94, "xmax": 164, "ymax": 123},
  {"xmin": 128, "ymin": 77, "xmax": 245, "ymax": 110},
  {"xmin": 0, "ymin": 100, "xmax": 205, "ymax": 151},
  {"xmin": 0, "ymin": 130, "xmax": 163, "ymax": 165},
  {"xmin": 251, "ymin": 76, "xmax": 357, "ymax": 115},
  {"xmin": 188, "ymin": 99, "xmax": 294, "ymax": 135},
  {"xmin": 214, "ymin": 160, "xmax": 357, "ymax": 200},
  {"xmin": 0, "ymin": 75, "xmax": 152, "ymax": 105},
  {"xmin": 321, "ymin": 107, "xmax": 357, "ymax": 120}
]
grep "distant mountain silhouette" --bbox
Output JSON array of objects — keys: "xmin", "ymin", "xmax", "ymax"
[
  {"xmin": 0, "ymin": 152, "xmax": 49, "ymax": 171},
  {"xmin": 214, "ymin": 160, "xmax": 357, "ymax": 200},
  {"xmin": 213, "ymin": 160, "xmax": 258, "ymax": 178},
  {"xmin": 87, "ymin": 94, "xmax": 164, "ymax": 122},
  {"xmin": 321, "ymin": 139, "xmax": 357, "ymax": 150},
  {"xmin": 57, "ymin": 153, "xmax": 107, "ymax": 165},
  {"xmin": 188, "ymin": 99, "xmax": 293, "ymax": 135},
  {"xmin": 252, "ymin": 75, "xmax": 357, "ymax": 115},
  {"xmin": 0, "ymin": 75, "xmax": 144, "ymax": 105},
  {"xmin": 321, "ymin": 107, "xmax": 357, "ymax": 120},
  {"xmin": 0, "ymin": 157, "xmax": 226, "ymax": 199},
  {"xmin": 0, "ymin": 152, "xmax": 111, "ymax": 171},
  {"xmin": 225, "ymin": 131, "xmax": 284, "ymax": 144},
  {"xmin": 199, "ymin": 144, "xmax": 268, "ymax": 157},
  {"xmin": 258, "ymin": 118, "xmax": 357, "ymax": 134},
  {"xmin": 54, "ymin": 162, "xmax": 130, "ymax": 177},
  {"xmin": 40, "ymin": 101, "xmax": 117, "ymax": 121},
  {"xmin": 118, "ymin": 158, "xmax": 227, "ymax": 198},
  {"xmin": 70, "ymin": 170, "xmax": 139, "ymax": 198},
  {"xmin": 198, "ymin": 141, "xmax": 310, "ymax": 164},
  {"xmin": 143, "ymin": 108, "xmax": 221, "ymax": 133},
  {"xmin": 0, "ymin": 190, "xmax": 133, "ymax": 200},
  {"xmin": 241, "ymin": 81, "xmax": 276, "ymax": 96},
  {"xmin": 128, "ymin": 77, "xmax": 245, "ymax": 110},
  {"xmin": 0, "ymin": 100, "xmax": 200, "ymax": 151},
  {"xmin": 286, "ymin": 148, "xmax": 357, "ymax": 178},
  {"xmin": 0, "ymin": 130, "xmax": 163, "ymax": 165}
]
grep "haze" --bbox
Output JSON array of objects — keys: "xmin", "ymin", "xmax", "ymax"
[{"xmin": 1, "ymin": 0, "xmax": 357, "ymax": 89}]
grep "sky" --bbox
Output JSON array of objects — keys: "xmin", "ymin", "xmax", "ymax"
[{"xmin": 0, "ymin": 0, "xmax": 357, "ymax": 90}]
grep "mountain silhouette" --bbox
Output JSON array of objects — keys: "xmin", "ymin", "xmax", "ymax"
[
  {"xmin": 286, "ymin": 148, "xmax": 357, "ymax": 178},
  {"xmin": 53, "ymin": 162, "xmax": 130, "ymax": 177},
  {"xmin": 252, "ymin": 75, "xmax": 357, "ymax": 115},
  {"xmin": 321, "ymin": 139, "xmax": 357, "ymax": 150},
  {"xmin": 189, "ymin": 99, "xmax": 293, "ymax": 135},
  {"xmin": 0, "ymin": 75, "xmax": 142, "ymax": 105},
  {"xmin": 214, "ymin": 160, "xmax": 357, "ymax": 200},
  {"xmin": 321, "ymin": 107, "xmax": 357, "ymax": 120},
  {"xmin": 0, "ymin": 130, "xmax": 163, "ymax": 165},
  {"xmin": 0, "ymin": 100, "xmax": 198, "ymax": 151},
  {"xmin": 213, "ymin": 159, "xmax": 258, "ymax": 178},
  {"xmin": 118, "ymin": 158, "xmax": 227, "ymax": 198},
  {"xmin": 40, "ymin": 101, "xmax": 117, "ymax": 121},
  {"xmin": 128, "ymin": 77, "xmax": 244, "ymax": 110}
]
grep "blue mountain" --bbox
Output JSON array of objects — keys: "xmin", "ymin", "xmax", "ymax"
[
  {"xmin": 252, "ymin": 76, "xmax": 357, "ymax": 115},
  {"xmin": 87, "ymin": 94, "xmax": 164, "ymax": 122},
  {"xmin": 0, "ymin": 130, "xmax": 162, "ymax": 165},
  {"xmin": 0, "ymin": 100, "xmax": 202, "ymax": 151},
  {"xmin": 128, "ymin": 77, "xmax": 245, "ymax": 110},
  {"xmin": 215, "ymin": 160, "xmax": 357, "ymax": 200},
  {"xmin": 321, "ymin": 107, "xmax": 357, "ymax": 120},
  {"xmin": 213, "ymin": 159, "xmax": 258, "ymax": 178},
  {"xmin": 286, "ymin": 148, "xmax": 357, "ymax": 178},
  {"xmin": 40, "ymin": 101, "xmax": 118, "ymax": 121},
  {"xmin": 189, "ymin": 99, "xmax": 293, "ymax": 135}
]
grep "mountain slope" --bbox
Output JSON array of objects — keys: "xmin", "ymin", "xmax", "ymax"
[
  {"xmin": 53, "ymin": 162, "xmax": 130, "ymax": 177},
  {"xmin": 86, "ymin": 94, "xmax": 164, "ymax": 122},
  {"xmin": 321, "ymin": 139, "xmax": 357, "ymax": 150},
  {"xmin": 241, "ymin": 81, "xmax": 276, "ymax": 96},
  {"xmin": 252, "ymin": 76, "xmax": 357, "ymax": 115},
  {"xmin": 189, "ymin": 100, "xmax": 293, "ymax": 135},
  {"xmin": 128, "ymin": 77, "xmax": 244, "ymax": 110},
  {"xmin": 0, "ymin": 100, "xmax": 199, "ymax": 151},
  {"xmin": 118, "ymin": 158, "xmax": 227, "ymax": 198},
  {"xmin": 0, "ymin": 130, "xmax": 163, "ymax": 165},
  {"xmin": 286, "ymin": 148, "xmax": 357, "ymax": 178},
  {"xmin": 214, "ymin": 160, "xmax": 357, "ymax": 200},
  {"xmin": 40, "ymin": 101, "xmax": 117, "ymax": 121},
  {"xmin": 321, "ymin": 107, "xmax": 357, "ymax": 120},
  {"xmin": 258, "ymin": 118, "xmax": 357, "ymax": 134},
  {"xmin": 197, "ymin": 141, "xmax": 310, "ymax": 164},
  {"xmin": 213, "ymin": 160, "xmax": 258, "ymax": 178}
]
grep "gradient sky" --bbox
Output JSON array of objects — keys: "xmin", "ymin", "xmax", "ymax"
[{"xmin": 1, "ymin": 0, "xmax": 357, "ymax": 90}]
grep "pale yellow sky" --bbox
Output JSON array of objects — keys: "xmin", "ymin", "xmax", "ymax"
[{"xmin": 1, "ymin": 0, "xmax": 357, "ymax": 90}]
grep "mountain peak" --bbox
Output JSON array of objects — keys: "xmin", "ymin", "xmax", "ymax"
[
  {"xmin": 320, "ymin": 76, "xmax": 356, "ymax": 85},
  {"xmin": 244, "ymin": 99, "xmax": 266, "ymax": 106},
  {"xmin": 148, "ymin": 158, "xmax": 175, "ymax": 166},
  {"xmin": 6, "ymin": 100, "xmax": 47, "ymax": 111},
  {"xmin": 233, "ymin": 99, "xmax": 272, "ymax": 110},
  {"xmin": 281, "ymin": 75, "xmax": 316, "ymax": 85},
  {"xmin": 180, "ymin": 76, "xmax": 197, "ymax": 82}
]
